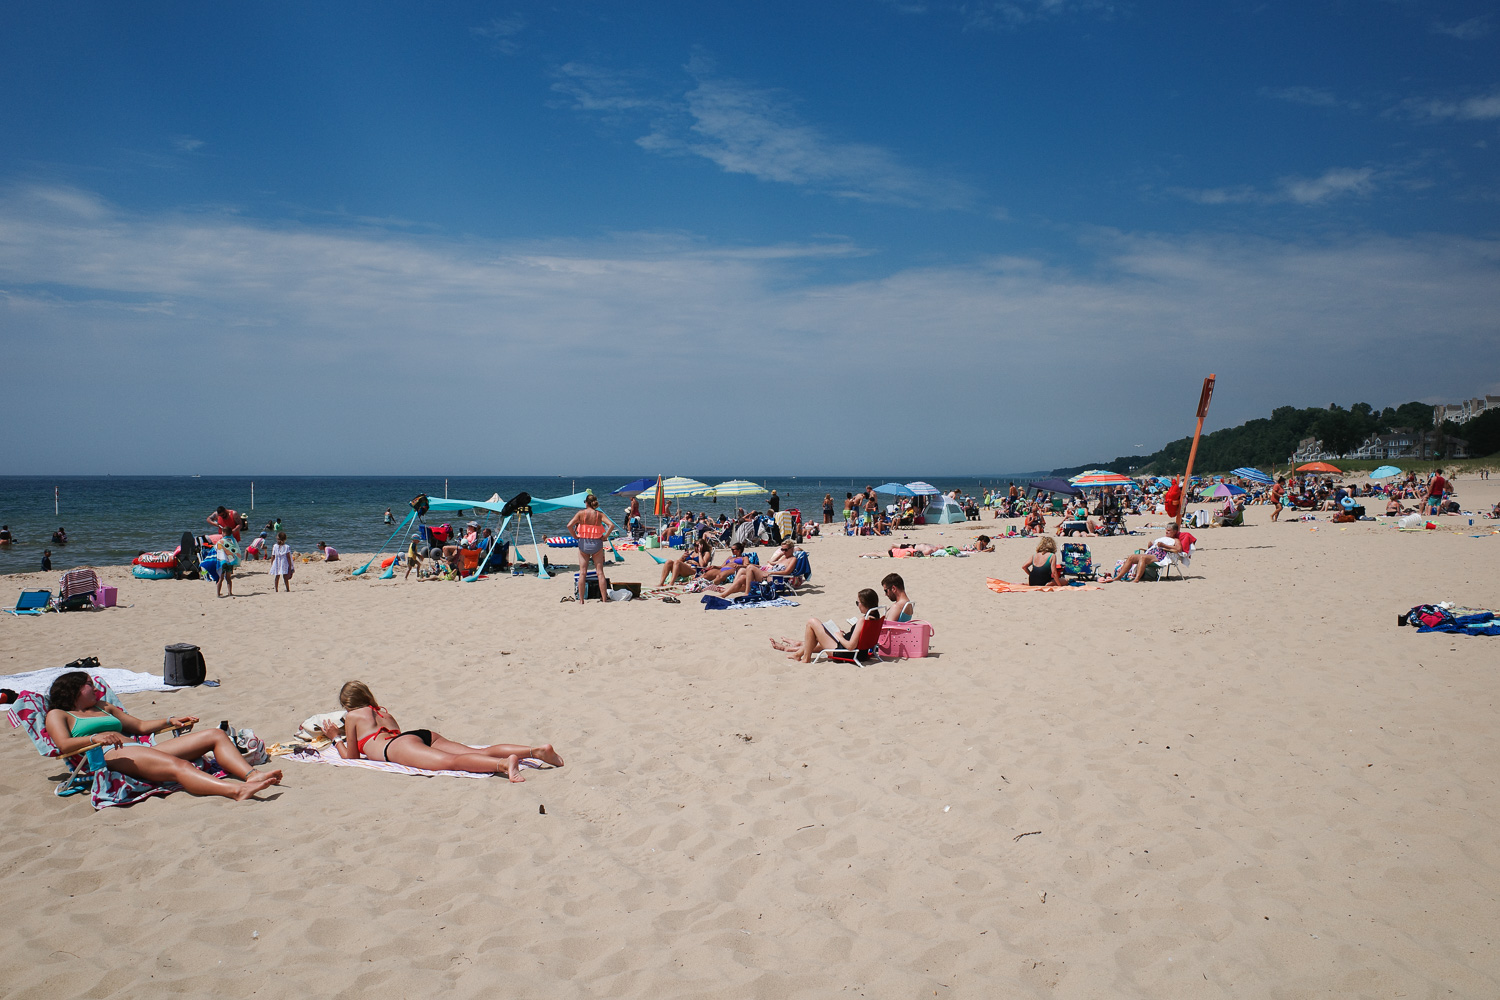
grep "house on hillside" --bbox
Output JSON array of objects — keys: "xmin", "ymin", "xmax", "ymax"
[
  {"xmin": 1433, "ymin": 396, "xmax": 1500, "ymax": 427},
  {"xmin": 1290, "ymin": 436, "xmax": 1338, "ymax": 464},
  {"xmin": 1348, "ymin": 428, "xmax": 1469, "ymax": 461}
]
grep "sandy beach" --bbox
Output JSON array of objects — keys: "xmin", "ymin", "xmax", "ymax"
[{"xmin": 4, "ymin": 483, "xmax": 1500, "ymax": 999}]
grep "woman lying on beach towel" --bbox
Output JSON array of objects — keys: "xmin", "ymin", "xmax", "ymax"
[
  {"xmin": 770, "ymin": 588, "xmax": 881, "ymax": 663},
  {"xmin": 44, "ymin": 671, "xmax": 283, "ymax": 801},
  {"xmin": 323, "ymin": 681, "xmax": 564, "ymax": 782}
]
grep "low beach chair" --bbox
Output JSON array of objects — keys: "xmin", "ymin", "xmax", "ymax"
[
  {"xmin": 812, "ymin": 610, "xmax": 885, "ymax": 667},
  {"xmin": 5, "ymin": 590, "xmax": 51, "ymax": 616},
  {"xmin": 1060, "ymin": 543, "xmax": 1096, "ymax": 581},
  {"xmin": 770, "ymin": 551, "xmax": 812, "ymax": 595},
  {"xmin": 9, "ymin": 673, "xmax": 184, "ymax": 808},
  {"xmin": 53, "ymin": 569, "xmax": 100, "ymax": 611}
]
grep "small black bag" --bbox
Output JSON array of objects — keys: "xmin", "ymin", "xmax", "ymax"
[{"xmin": 163, "ymin": 643, "xmax": 205, "ymax": 686}]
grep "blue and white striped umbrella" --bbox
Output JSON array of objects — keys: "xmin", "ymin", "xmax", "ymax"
[
  {"xmin": 1231, "ymin": 467, "xmax": 1274, "ymax": 485},
  {"xmin": 905, "ymin": 481, "xmax": 942, "ymax": 496}
]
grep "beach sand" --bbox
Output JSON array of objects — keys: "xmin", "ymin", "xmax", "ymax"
[{"xmin": 3, "ymin": 482, "xmax": 1499, "ymax": 998}]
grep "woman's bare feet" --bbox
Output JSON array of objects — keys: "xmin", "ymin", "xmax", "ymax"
[
  {"xmin": 505, "ymin": 754, "xmax": 525, "ymax": 782},
  {"xmin": 531, "ymin": 744, "xmax": 565, "ymax": 767},
  {"xmin": 235, "ymin": 768, "xmax": 282, "ymax": 800}
]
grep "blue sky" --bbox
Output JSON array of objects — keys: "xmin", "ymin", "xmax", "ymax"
[{"xmin": 1, "ymin": 2, "xmax": 1497, "ymax": 475}]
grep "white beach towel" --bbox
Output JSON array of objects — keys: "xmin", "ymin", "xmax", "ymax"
[
  {"xmin": 284, "ymin": 743, "xmax": 549, "ymax": 779},
  {"xmin": 0, "ymin": 666, "xmax": 178, "ymax": 698}
]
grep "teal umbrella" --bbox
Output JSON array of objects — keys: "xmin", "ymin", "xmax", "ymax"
[{"xmin": 1371, "ymin": 465, "xmax": 1402, "ymax": 480}]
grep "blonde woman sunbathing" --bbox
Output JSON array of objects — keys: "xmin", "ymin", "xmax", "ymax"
[
  {"xmin": 44, "ymin": 671, "xmax": 282, "ymax": 801},
  {"xmin": 323, "ymin": 681, "xmax": 564, "ymax": 782}
]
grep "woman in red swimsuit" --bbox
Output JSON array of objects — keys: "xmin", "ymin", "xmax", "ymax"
[{"xmin": 321, "ymin": 681, "xmax": 564, "ymax": 782}]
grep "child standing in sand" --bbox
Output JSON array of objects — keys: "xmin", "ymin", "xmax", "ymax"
[{"xmin": 270, "ymin": 531, "xmax": 293, "ymax": 592}]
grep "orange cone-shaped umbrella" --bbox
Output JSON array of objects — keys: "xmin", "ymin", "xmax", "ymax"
[{"xmin": 653, "ymin": 475, "xmax": 667, "ymax": 519}]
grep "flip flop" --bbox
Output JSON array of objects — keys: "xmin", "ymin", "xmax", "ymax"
[{"xmin": 662, "ymin": 596, "xmax": 680, "ymax": 604}]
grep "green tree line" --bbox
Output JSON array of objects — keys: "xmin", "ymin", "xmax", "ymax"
[{"xmin": 1051, "ymin": 400, "xmax": 1443, "ymax": 477}]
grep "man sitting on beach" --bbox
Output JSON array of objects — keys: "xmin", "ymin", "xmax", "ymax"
[{"xmin": 1102, "ymin": 522, "xmax": 1196, "ymax": 583}]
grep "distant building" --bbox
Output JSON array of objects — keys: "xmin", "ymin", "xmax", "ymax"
[
  {"xmin": 1349, "ymin": 427, "xmax": 1468, "ymax": 461},
  {"xmin": 1433, "ymin": 395, "xmax": 1500, "ymax": 427},
  {"xmin": 1290, "ymin": 436, "xmax": 1338, "ymax": 463}
]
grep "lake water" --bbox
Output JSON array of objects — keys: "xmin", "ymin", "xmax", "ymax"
[{"xmin": 0, "ymin": 474, "xmax": 1036, "ymax": 573}]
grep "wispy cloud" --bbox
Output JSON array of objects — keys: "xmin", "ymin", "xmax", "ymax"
[
  {"xmin": 555, "ymin": 60, "xmax": 976, "ymax": 210},
  {"xmin": 1431, "ymin": 14, "xmax": 1493, "ymax": 40},
  {"xmin": 2, "ymin": 186, "xmax": 1498, "ymax": 474},
  {"xmin": 470, "ymin": 13, "xmax": 526, "ymax": 54},
  {"xmin": 1173, "ymin": 167, "xmax": 1378, "ymax": 206},
  {"xmin": 1398, "ymin": 91, "xmax": 1500, "ymax": 122},
  {"xmin": 958, "ymin": 0, "xmax": 1115, "ymax": 30},
  {"xmin": 171, "ymin": 135, "xmax": 205, "ymax": 153},
  {"xmin": 1260, "ymin": 86, "xmax": 1359, "ymax": 111}
]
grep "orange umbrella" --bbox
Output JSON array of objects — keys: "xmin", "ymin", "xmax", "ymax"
[
  {"xmin": 652, "ymin": 475, "xmax": 667, "ymax": 518},
  {"xmin": 1296, "ymin": 462, "xmax": 1342, "ymax": 473}
]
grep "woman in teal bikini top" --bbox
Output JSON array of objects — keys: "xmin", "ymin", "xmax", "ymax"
[{"xmin": 43, "ymin": 671, "xmax": 282, "ymax": 802}]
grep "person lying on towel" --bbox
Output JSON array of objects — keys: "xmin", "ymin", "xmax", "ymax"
[
  {"xmin": 321, "ymin": 681, "xmax": 564, "ymax": 782},
  {"xmin": 44, "ymin": 671, "xmax": 282, "ymax": 802}
]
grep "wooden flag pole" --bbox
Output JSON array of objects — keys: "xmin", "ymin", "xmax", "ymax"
[{"xmin": 1176, "ymin": 374, "xmax": 1217, "ymax": 529}]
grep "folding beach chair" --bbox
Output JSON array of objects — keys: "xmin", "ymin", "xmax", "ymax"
[
  {"xmin": 53, "ymin": 569, "xmax": 100, "ymax": 612},
  {"xmin": 5, "ymin": 590, "xmax": 51, "ymax": 616},
  {"xmin": 1060, "ymin": 543, "xmax": 1096, "ymax": 581},
  {"xmin": 8, "ymin": 672, "xmax": 181, "ymax": 807},
  {"xmin": 770, "ymin": 550, "xmax": 812, "ymax": 595},
  {"xmin": 812, "ymin": 610, "xmax": 885, "ymax": 667}
]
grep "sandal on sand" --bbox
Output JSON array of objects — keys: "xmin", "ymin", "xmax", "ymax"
[
  {"xmin": 662, "ymin": 596, "xmax": 681, "ymax": 604},
  {"xmin": 559, "ymin": 596, "xmax": 575, "ymax": 603}
]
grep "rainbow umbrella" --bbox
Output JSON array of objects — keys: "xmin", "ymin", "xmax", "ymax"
[
  {"xmin": 652, "ymin": 476, "xmax": 667, "ymax": 518},
  {"xmin": 1070, "ymin": 470, "xmax": 1134, "ymax": 488}
]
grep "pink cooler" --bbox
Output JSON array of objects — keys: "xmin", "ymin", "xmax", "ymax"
[
  {"xmin": 95, "ymin": 585, "xmax": 118, "ymax": 608},
  {"xmin": 878, "ymin": 620, "xmax": 933, "ymax": 658}
]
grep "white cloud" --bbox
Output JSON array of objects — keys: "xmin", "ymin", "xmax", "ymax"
[
  {"xmin": 1431, "ymin": 14, "xmax": 1492, "ymax": 40},
  {"xmin": 1260, "ymin": 86, "xmax": 1358, "ymax": 111},
  {"xmin": 1400, "ymin": 91, "xmax": 1500, "ymax": 122},
  {"xmin": 171, "ymin": 135, "xmax": 205, "ymax": 153},
  {"xmin": 470, "ymin": 13, "xmax": 526, "ymax": 54},
  {"xmin": 556, "ymin": 61, "xmax": 976, "ymax": 210},
  {"xmin": 1, "ymin": 187, "xmax": 1497, "ymax": 474},
  {"xmin": 1174, "ymin": 167, "xmax": 1378, "ymax": 206}
]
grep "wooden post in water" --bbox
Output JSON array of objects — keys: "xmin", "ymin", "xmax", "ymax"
[{"xmin": 1176, "ymin": 375, "xmax": 1217, "ymax": 529}]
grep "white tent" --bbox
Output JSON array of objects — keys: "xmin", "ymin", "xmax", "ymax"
[{"xmin": 924, "ymin": 495, "xmax": 966, "ymax": 524}]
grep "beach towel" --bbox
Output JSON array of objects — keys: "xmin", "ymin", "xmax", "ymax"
[
  {"xmin": 284, "ymin": 742, "xmax": 552, "ymax": 778},
  {"xmin": 1405, "ymin": 605, "xmax": 1500, "ymax": 637},
  {"xmin": 0, "ymin": 666, "xmax": 178, "ymax": 698},
  {"xmin": 986, "ymin": 578, "xmax": 1101, "ymax": 593},
  {"xmin": 700, "ymin": 595, "xmax": 801, "ymax": 611}
]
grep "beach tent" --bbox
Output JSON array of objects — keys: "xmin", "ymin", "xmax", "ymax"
[
  {"xmin": 423, "ymin": 491, "xmax": 592, "ymax": 580},
  {"xmin": 924, "ymin": 494, "xmax": 966, "ymax": 524},
  {"xmin": 1231, "ymin": 467, "xmax": 1274, "ymax": 485}
]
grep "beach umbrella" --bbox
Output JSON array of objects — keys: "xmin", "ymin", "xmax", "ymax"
[
  {"xmin": 660, "ymin": 477, "xmax": 710, "ymax": 498},
  {"xmin": 1025, "ymin": 478, "xmax": 1084, "ymax": 497},
  {"xmin": 707, "ymin": 479, "xmax": 769, "ymax": 497},
  {"xmin": 1370, "ymin": 465, "xmax": 1402, "ymax": 480},
  {"xmin": 1231, "ymin": 467, "xmax": 1274, "ymax": 485},
  {"xmin": 905, "ymin": 481, "xmax": 942, "ymax": 496},
  {"xmin": 652, "ymin": 476, "xmax": 667, "ymax": 519},
  {"xmin": 1297, "ymin": 462, "xmax": 1342, "ymax": 474},
  {"xmin": 1070, "ymin": 470, "xmax": 1133, "ymax": 488},
  {"xmin": 610, "ymin": 478, "xmax": 656, "ymax": 498},
  {"xmin": 1201, "ymin": 483, "xmax": 1247, "ymax": 498},
  {"xmin": 873, "ymin": 482, "xmax": 916, "ymax": 496}
]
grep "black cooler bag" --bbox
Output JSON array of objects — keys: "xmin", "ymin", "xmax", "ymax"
[{"xmin": 163, "ymin": 643, "xmax": 206, "ymax": 686}]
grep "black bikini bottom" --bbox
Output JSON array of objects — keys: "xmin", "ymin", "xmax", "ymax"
[{"xmin": 382, "ymin": 729, "xmax": 433, "ymax": 760}]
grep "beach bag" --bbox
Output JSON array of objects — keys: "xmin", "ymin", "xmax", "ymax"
[{"xmin": 163, "ymin": 643, "xmax": 206, "ymax": 686}]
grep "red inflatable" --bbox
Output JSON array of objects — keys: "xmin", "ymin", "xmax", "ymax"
[{"xmin": 134, "ymin": 550, "xmax": 179, "ymax": 571}]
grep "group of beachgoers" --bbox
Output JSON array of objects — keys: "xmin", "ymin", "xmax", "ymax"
[{"xmin": 41, "ymin": 671, "xmax": 564, "ymax": 802}]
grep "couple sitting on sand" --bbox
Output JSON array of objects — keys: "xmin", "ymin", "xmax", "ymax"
[
  {"xmin": 770, "ymin": 573, "xmax": 915, "ymax": 662},
  {"xmin": 43, "ymin": 672, "xmax": 562, "ymax": 802},
  {"xmin": 662, "ymin": 540, "xmax": 808, "ymax": 597}
]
